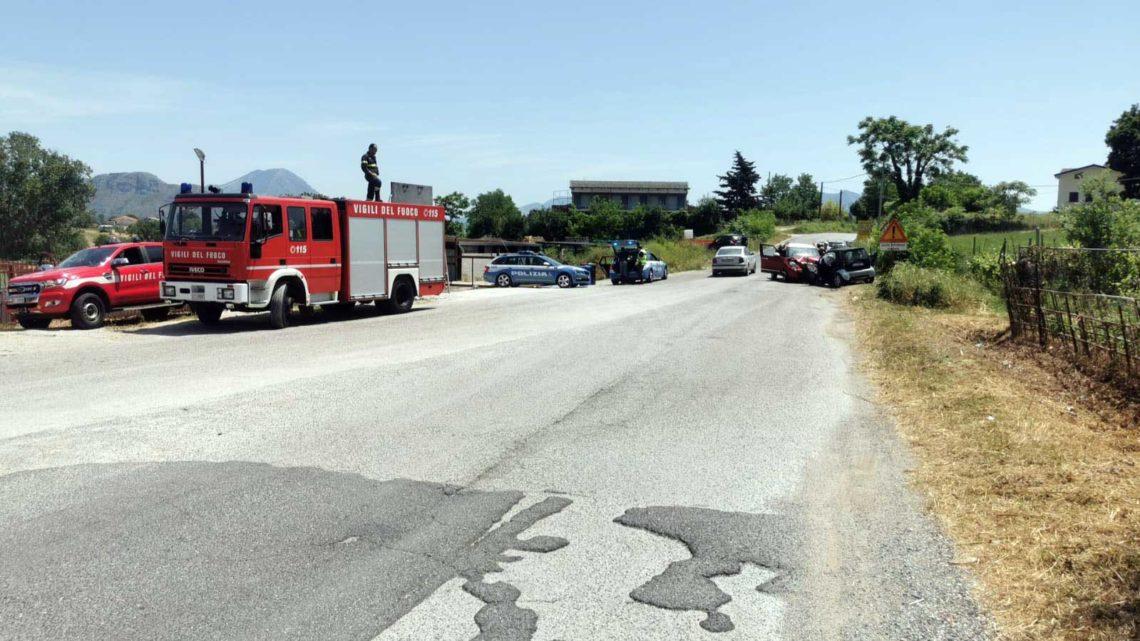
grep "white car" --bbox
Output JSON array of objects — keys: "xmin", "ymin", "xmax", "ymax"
[{"xmin": 712, "ymin": 246, "xmax": 757, "ymax": 276}]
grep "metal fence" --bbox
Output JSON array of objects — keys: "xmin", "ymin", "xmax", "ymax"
[
  {"xmin": 1002, "ymin": 245, "xmax": 1139, "ymax": 382},
  {"xmin": 0, "ymin": 261, "xmax": 37, "ymax": 325}
]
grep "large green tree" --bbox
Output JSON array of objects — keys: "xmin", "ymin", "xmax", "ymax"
[
  {"xmin": 848, "ymin": 116, "xmax": 968, "ymax": 203},
  {"xmin": 759, "ymin": 174, "xmax": 793, "ymax": 209},
  {"xmin": 1106, "ymin": 104, "xmax": 1140, "ymax": 199},
  {"xmin": 0, "ymin": 132, "xmax": 94, "ymax": 260},
  {"xmin": 434, "ymin": 191, "xmax": 470, "ymax": 236},
  {"xmin": 714, "ymin": 151, "xmax": 761, "ymax": 218},
  {"xmin": 524, "ymin": 208, "xmax": 572, "ymax": 240},
  {"xmin": 466, "ymin": 189, "xmax": 524, "ymax": 239}
]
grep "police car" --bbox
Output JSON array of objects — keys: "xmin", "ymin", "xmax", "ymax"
[{"xmin": 483, "ymin": 251, "xmax": 592, "ymax": 288}]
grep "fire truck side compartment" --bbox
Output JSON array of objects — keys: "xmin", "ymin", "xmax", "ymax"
[{"xmin": 347, "ymin": 216, "xmax": 387, "ymax": 298}]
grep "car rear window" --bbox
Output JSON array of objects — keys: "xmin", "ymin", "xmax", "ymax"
[{"xmin": 717, "ymin": 247, "xmax": 744, "ymax": 255}]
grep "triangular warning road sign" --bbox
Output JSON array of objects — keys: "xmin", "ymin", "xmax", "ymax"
[{"xmin": 879, "ymin": 218, "xmax": 908, "ymax": 243}]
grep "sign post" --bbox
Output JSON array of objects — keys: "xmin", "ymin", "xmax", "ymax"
[{"xmin": 878, "ymin": 217, "xmax": 908, "ymax": 252}]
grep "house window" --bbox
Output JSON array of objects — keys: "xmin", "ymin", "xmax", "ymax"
[{"xmin": 1068, "ymin": 192, "xmax": 1080, "ymax": 203}]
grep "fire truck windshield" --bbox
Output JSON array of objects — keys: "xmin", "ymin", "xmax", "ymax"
[{"xmin": 165, "ymin": 203, "xmax": 249, "ymax": 242}]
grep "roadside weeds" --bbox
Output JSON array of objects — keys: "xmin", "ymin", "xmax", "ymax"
[{"xmin": 848, "ymin": 289, "xmax": 1139, "ymax": 641}]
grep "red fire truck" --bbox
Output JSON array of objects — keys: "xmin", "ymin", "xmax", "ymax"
[{"xmin": 160, "ymin": 187, "xmax": 446, "ymax": 329}]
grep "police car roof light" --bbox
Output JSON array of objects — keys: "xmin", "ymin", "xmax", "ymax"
[
  {"xmin": 241, "ymin": 182, "xmax": 253, "ymax": 194},
  {"xmin": 180, "ymin": 183, "xmax": 193, "ymax": 194}
]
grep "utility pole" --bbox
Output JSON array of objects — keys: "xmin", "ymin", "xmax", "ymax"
[
  {"xmin": 876, "ymin": 180, "xmax": 885, "ymax": 218},
  {"xmin": 818, "ymin": 181, "xmax": 825, "ymax": 217}
]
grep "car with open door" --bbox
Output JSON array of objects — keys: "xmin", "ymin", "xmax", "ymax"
[{"xmin": 759, "ymin": 243, "xmax": 821, "ymax": 283}]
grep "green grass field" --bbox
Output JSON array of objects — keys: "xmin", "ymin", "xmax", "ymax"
[{"xmin": 948, "ymin": 228, "xmax": 1067, "ymax": 257}]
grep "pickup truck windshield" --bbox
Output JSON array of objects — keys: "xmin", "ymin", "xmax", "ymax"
[
  {"xmin": 165, "ymin": 203, "xmax": 249, "ymax": 241},
  {"xmin": 58, "ymin": 247, "xmax": 116, "ymax": 268}
]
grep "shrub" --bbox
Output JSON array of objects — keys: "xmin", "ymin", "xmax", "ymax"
[
  {"xmin": 645, "ymin": 238, "xmax": 710, "ymax": 272},
  {"xmin": 907, "ymin": 225, "xmax": 957, "ymax": 271},
  {"xmin": 720, "ymin": 209, "xmax": 776, "ymax": 242},
  {"xmin": 876, "ymin": 263, "xmax": 992, "ymax": 311},
  {"xmin": 966, "ymin": 252, "xmax": 1003, "ymax": 293}
]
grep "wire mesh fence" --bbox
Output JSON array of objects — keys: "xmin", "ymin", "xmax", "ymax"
[{"xmin": 1001, "ymin": 245, "xmax": 1139, "ymax": 384}]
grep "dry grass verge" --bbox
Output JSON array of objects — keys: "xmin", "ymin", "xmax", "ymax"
[{"xmin": 849, "ymin": 290, "xmax": 1139, "ymax": 641}]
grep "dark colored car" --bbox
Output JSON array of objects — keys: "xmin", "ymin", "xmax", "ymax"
[
  {"xmin": 712, "ymin": 234, "xmax": 747, "ymax": 250},
  {"xmin": 815, "ymin": 247, "xmax": 876, "ymax": 287}
]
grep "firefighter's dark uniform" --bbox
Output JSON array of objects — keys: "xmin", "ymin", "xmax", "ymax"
[{"xmin": 361, "ymin": 151, "xmax": 381, "ymax": 201}]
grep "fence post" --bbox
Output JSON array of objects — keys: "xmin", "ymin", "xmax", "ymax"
[
  {"xmin": 1063, "ymin": 293, "xmax": 1079, "ymax": 354},
  {"xmin": 999, "ymin": 241, "xmax": 1019, "ymax": 337},
  {"xmin": 1032, "ymin": 247, "xmax": 1047, "ymax": 347},
  {"xmin": 1119, "ymin": 304, "xmax": 1132, "ymax": 377}
]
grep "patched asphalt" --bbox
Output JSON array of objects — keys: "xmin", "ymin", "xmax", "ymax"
[{"xmin": 0, "ymin": 243, "xmax": 990, "ymax": 640}]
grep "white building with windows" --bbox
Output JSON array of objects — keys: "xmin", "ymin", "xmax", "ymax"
[{"xmin": 1054, "ymin": 164, "xmax": 1123, "ymax": 210}]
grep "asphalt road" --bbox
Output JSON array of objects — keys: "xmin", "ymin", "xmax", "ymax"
[{"xmin": 0, "ymin": 237, "xmax": 989, "ymax": 640}]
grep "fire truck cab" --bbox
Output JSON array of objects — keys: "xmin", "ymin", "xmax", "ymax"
[{"xmin": 160, "ymin": 186, "xmax": 446, "ymax": 329}]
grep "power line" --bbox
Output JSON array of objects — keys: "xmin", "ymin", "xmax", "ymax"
[{"xmin": 820, "ymin": 172, "xmax": 868, "ymax": 185}]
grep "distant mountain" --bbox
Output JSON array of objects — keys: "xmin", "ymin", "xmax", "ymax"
[
  {"xmin": 520, "ymin": 200, "xmax": 556, "ymax": 214},
  {"xmin": 219, "ymin": 169, "xmax": 315, "ymax": 196},
  {"xmin": 90, "ymin": 172, "xmax": 179, "ymax": 220},
  {"xmin": 90, "ymin": 168, "xmax": 319, "ymax": 219},
  {"xmin": 821, "ymin": 190, "xmax": 862, "ymax": 213}
]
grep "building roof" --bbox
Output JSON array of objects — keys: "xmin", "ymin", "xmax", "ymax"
[
  {"xmin": 1054, "ymin": 164, "xmax": 1111, "ymax": 178},
  {"xmin": 570, "ymin": 180, "xmax": 689, "ymax": 194}
]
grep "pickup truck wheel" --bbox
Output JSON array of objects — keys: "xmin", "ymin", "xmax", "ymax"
[
  {"xmin": 384, "ymin": 279, "xmax": 415, "ymax": 314},
  {"xmin": 17, "ymin": 315, "xmax": 52, "ymax": 330},
  {"xmin": 269, "ymin": 284, "xmax": 293, "ymax": 329},
  {"xmin": 192, "ymin": 303, "xmax": 223, "ymax": 325},
  {"xmin": 69, "ymin": 293, "xmax": 106, "ymax": 330},
  {"xmin": 556, "ymin": 273, "xmax": 572, "ymax": 288},
  {"xmin": 140, "ymin": 307, "xmax": 170, "ymax": 322}
]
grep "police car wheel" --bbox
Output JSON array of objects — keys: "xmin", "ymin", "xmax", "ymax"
[
  {"xmin": 496, "ymin": 273, "xmax": 512, "ymax": 288},
  {"xmin": 69, "ymin": 292, "xmax": 106, "ymax": 330},
  {"xmin": 556, "ymin": 274, "xmax": 572, "ymax": 288},
  {"xmin": 17, "ymin": 315, "xmax": 51, "ymax": 330}
]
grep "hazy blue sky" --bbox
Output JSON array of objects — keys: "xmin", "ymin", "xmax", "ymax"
[{"xmin": 3, "ymin": 0, "xmax": 1138, "ymax": 210}]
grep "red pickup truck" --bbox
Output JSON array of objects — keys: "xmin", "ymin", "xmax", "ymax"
[{"xmin": 5, "ymin": 242, "xmax": 176, "ymax": 330}]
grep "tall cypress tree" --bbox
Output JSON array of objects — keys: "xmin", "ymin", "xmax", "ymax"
[{"xmin": 714, "ymin": 151, "xmax": 761, "ymax": 219}]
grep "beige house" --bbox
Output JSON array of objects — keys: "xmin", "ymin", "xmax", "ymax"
[{"xmin": 1054, "ymin": 164, "xmax": 1123, "ymax": 210}]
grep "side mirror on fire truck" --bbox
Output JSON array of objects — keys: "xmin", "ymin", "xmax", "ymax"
[{"xmin": 111, "ymin": 257, "xmax": 129, "ymax": 268}]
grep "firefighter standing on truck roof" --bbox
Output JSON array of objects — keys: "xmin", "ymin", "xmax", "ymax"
[{"xmin": 361, "ymin": 143, "xmax": 382, "ymax": 201}]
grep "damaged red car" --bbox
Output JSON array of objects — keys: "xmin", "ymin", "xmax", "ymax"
[{"xmin": 760, "ymin": 243, "xmax": 822, "ymax": 283}]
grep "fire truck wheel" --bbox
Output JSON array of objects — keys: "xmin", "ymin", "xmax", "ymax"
[
  {"xmin": 384, "ymin": 279, "xmax": 415, "ymax": 314},
  {"xmin": 69, "ymin": 292, "xmax": 106, "ymax": 330},
  {"xmin": 17, "ymin": 315, "xmax": 52, "ymax": 330},
  {"xmin": 192, "ymin": 303, "xmax": 223, "ymax": 325},
  {"xmin": 269, "ymin": 284, "xmax": 294, "ymax": 329}
]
